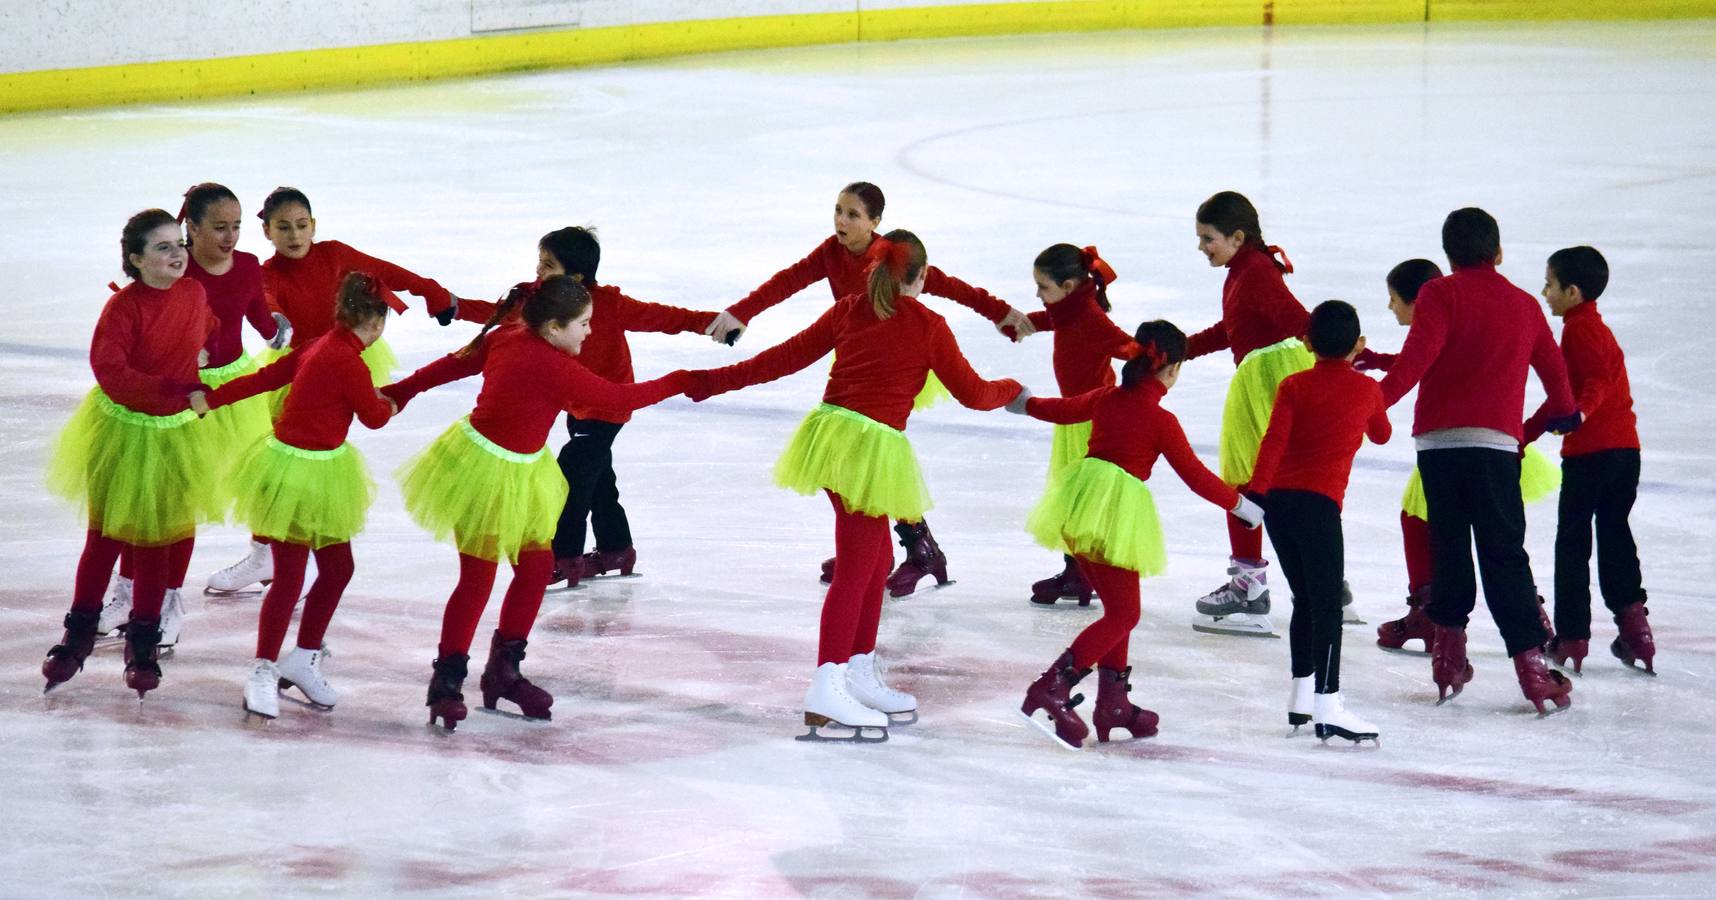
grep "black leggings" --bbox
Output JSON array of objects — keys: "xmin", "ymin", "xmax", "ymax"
[
  {"xmin": 1555, "ymin": 449, "xmax": 1645, "ymax": 639},
  {"xmin": 1264, "ymin": 489, "xmax": 1345, "ymax": 693},
  {"xmin": 551, "ymin": 416, "xmax": 632, "ymax": 559}
]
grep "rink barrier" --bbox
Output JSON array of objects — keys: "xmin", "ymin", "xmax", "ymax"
[{"xmin": 4, "ymin": 0, "xmax": 1714, "ymax": 114}]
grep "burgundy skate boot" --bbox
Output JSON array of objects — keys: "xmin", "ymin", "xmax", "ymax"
[
  {"xmin": 1535, "ymin": 594, "xmax": 1556, "ymax": 652},
  {"xmin": 1611, "ymin": 602, "xmax": 1656, "ymax": 675},
  {"xmin": 1031, "ymin": 555, "xmax": 1093, "ymax": 608},
  {"xmin": 41, "ymin": 609, "xmax": 101, "ymax": 693},
  {"xmin": 819, "ymin": 557, "xmax": 835, "ymax": 585},
  {"xmin": 1092, "ymin": 666, "xmax": 1159, "ymax": 742},
  {"xmin": 885, "ymin": 520, "xmax": 950, "ymax": 598},
  {"xmin": 480, "ymin": 631, "xmax": 554, "ymax": 720},
  {"xmin": 426, "ymin": 654, "xmax": 470, "ymax": 732},
  {"xmin": 1513, "ymin": 647, "xmax": 1573, "ymax": 715},
  {"xmin": 122, "ymin": 619, "xmax": 164, "ymax": 699},
  {"xmin": 1545, "ymin": 636, "xmax": 1589, "ymax": 674},
  {"xmin": 1019, "ymin": 650, "xmax": 1091, "ymax": 750},
  {"xmin": 579, "ymin": 546, "xmax": 637, "ymax": 579},
  {"xmin": 550, "ymin": 555, "xmax": 582, "ymax": 589},
  {"xmin": 1375, "ymin": 585, "xmax": 1434, "ymax": 654},
  {"xmin": 1431, "ymin": 624, "xmax": 1474, "ymax": 705}
]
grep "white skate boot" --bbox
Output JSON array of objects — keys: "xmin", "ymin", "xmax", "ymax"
[
  {"xmin": 845, "ymin": 652, "xmax": 918, "ymax": 725},
  {"xmin": 277, "ymin": 646, "xmax": 338, "ymax": 709},
  {"xmin": 1288, "ymin": 676, "xmax": 1314, "ymax": 733},
  {"xmin": 1340, "ymin": 581, "xmax": 1364, "ymax": 625},
  {"xmin": 243, "ymin": 658, "xmax": 281, "ymax": 719},
  {"xmin": 206, "ymin": 540, "xmax": 272, "ymax": 595},
  {"xmin": 97, "ymin": 575, "xmax": 134, "ymax": 635},
  {"xmin": 1192, "ymin": 557, "xmax": 1278, "ymax": 638},
  {"xmin": 797, "ymin": 662, "xmax": 887, "ymax": 743},
  {"xmin": 1313, "ymin": 691, "xmax": 1380, "ymax": 745},
  {"xmin": 158, "ymin": 588, "xmax": 186, "ymax": 649}
]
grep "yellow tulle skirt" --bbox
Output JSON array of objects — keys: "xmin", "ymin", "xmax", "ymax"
[
  {"xmin": 1401, "ymin": 444, "xmax": 1561, "ymax": 519},
  {"xmin": 229, "ymin": 436, "xmax": 375, "ymax": 548},
  {"xmin": 398, "ymin": 418, "xmax": 567, "ymax": 563},
  {"xmin": 1047, "ymin": 420, "xmax": 1093, "ymax": 484},
  {"xmin": 774, "ymin": 403, "xmax": 931, "ymax": 521},
  {"xmin": 199, "ymin": 352, "xmax": 273, "ymax": 481},
  {"xmin": 1218, "ymin": 338, "xmax": 1315, "ymax": 486},
  {"xmin": 1027, "ymin": 457, "xmax": 1166, "ymax": 576}
]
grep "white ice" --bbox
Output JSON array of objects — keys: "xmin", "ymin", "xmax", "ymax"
[{"xmin": 2, "ymin": 19, "xmax": 1715, "ymax": 898}]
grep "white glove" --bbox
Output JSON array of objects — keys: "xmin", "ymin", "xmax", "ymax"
[
  {"xmin": 1231, "ymin": 496, "xmax": 1264, "ymax": 529},
  {"xmin": 705, "ymin": 310, "xmax": 745, "ymax": 345},
  {"xmin": 1005, "ymin": 385, "xmax": 1033, "ymax": 414},
  {"xmin": 267, "ymin": 312, "xmax": 292, "ymax": 351}
]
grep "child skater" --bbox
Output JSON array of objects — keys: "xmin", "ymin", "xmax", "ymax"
[
  {"xmin": 1364, "ymin": 259, "xmax": 1560, "ymax": 654},
  {"xmin": 458, "ymin": 227, "xmax": 720, "ymax": 587},
  {"xmin": 1015, "ymin": 244, "xmax": 1141, "ymax": 607},
  {"xmin": 189, "ymin": 273, "xmax": 396, "ymax": 719},
  {"xmin": 1524, "ymin": 246, "xmax": 1653, "ymax": 675},
  {"xmin": 99, "ymin": 183, "xmax": 292, "ymax": 642},
  {"xmin": 706, "ymin": 182, "xmax": 1034, "ymax": 596},
  {"xmin": 1249, "ymin": 301, "xmax": 1390, "ymax": 743},
  {"xmin": 686, "ymin": 230, "xmax": 1023, "ymax": 742},
  {"xmin": 1012, "ymin": 321, "xmax": 1263, "ymax": 750},
  {"xmin": 1184, "ymin": 191, "xmax": 1313, "ymax": 638},
  {"xmin": 385, "ymin": 277, "xmax": 690, "ymax": 732},
  {"xmin": 43, "ymin": 209, "xmax": 220, "ymax": 698}
]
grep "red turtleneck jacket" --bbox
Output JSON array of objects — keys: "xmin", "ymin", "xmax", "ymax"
[
  {"xmin": 188, "ymin": 251, "xmax": 276, "ymax": 369},
  {"xmin": 205, "ymin": 327, "xmax": 392, "ymax": 450},
  {"xmin": 263, "ymin": 240, "xmax": 453, "ymax": 346},
  {"xmin": 90, "ymin": 278, "xmax": 215, "ymax": 416},
  {"xmin": 1248, "ymin": 358, "xmax": 1392, "ymax": 508},
  {"xmin": 1185, "ymin": 244, "xmax": 1309, "ymax": 366},
  {"xmin": 727, "ymin": 234, "xmax": 1010, "ymax": 325},
  {"xmin": 1523, "ymin": 301, "xmax": 1638, "ymax": 455},
  {"xmin": 1024, "ymin": 280, "xmax": 1141, "ymax": 396}
]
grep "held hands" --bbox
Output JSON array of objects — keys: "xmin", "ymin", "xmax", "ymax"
[
  {"xmin": 188, "ymin": 391, "xmax": 210, "ymax": 417},
  {"xmin": 997, "ymin": 308, "xmax": 1036, "ymax": 342},
  {"xmin": 1230, "ymin": 495, "xmax": 1265, "ymax": 529},
  {"xmin": 433, "ymin": 298, "xmax": 460, "ymax": 327},
  {"xmin": 378, "ymin": 383, "xmax": 408, "ymax": 413},
  {"xmin": 378, "ymin": 389, "xmax": 399, "ymax": 417},
  {"xmin": 705, "ymin": 310, "xmax": 745, "ymax": 346},
  {"xmin": 267, "ymin": 313, "xmax": 293, "ymax": 351},
  {"xmin": 683, "ymin": 370, "xmax": 715, "ymax": 403},
  {"xmin": 1545, "ymin": 410, "xmax": 1583, "ymax": 435},
  {"xmin": 1005, "ymin": 385, "xmax": 1032, "ymax": 414}
]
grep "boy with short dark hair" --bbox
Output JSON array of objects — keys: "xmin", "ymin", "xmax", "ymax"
[
  {"xmin": 1525, "ymin": 245, "xmax": 1653, "ymax": 675},
  {"xmin": 1250, "ymin": 300, "xmax": 1391, "ymax": 742}
]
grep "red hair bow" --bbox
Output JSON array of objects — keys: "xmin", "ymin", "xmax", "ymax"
[
  {"xmin": 884, "ymin": 240, "xmax": 915, "ymax": 280},
  {"xmin": 175, "ymin": 185, "xmax": 196, "ymax": 224},
  {"xmin": 1139, "ymin": 339, "xmax": 1167, "ymax": 371},
  {"xmin": 1266, "ymin": 244, "xmax": 1295, "ymax": 275},
  {"xmin": 1081, "ymin": 246, "xmax": 1118, "ymax": 286}
]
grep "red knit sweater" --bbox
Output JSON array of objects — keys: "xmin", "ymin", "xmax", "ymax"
[
  {"xmin": 263, "ymin": 240, "xmax": 453, "ymax": 347},
  {"xmin": 1185, "ymin": 245, "xmax": 1309, "ymax": 365},
  {"xmin": 1523, "ymin": 302, "xmax": 1639, "ymax": 455},
  {"xmin": 205, "ymin": 328, "xmax": 392, "ymax": 450},
  {"xmin": 1024, "ymin": 280, "xmax": 1141, "ymax": 396},
  {"xmin": 188, "ymin": 251, "xmax": 276, "ymax": 369},
  {"xmin": 727, "ymin": 235, "xmax": 1010, "ymax": 325},
  {"xmin": 383, "ymin": 325, "xmax": 690, "ymax": 454},
  {"xmin": 691, "ymin": 293, "xmax": 1020, "ymax": 430},
  {"xmin": 90, "ymin": 278, "xmax": 215, "ymax": 416},
  {"xmin": 1025, "ymin": 380, "xmax": 1239, "ymax": 509},
  {"xmin": 1379, "ymin": 263, "xmax": 1575, "ymax": 440},
  {"xmin": 1249, "ymin": 359, "xmax": 1392, "ymax": 508}
]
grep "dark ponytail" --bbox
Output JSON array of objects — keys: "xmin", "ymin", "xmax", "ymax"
[
  {"xmin": 1033, "ymin": 243, "xmax": 1117, "ymax": 312},
  {"xmin": 867, "ymin": 229, "xmax": 926, "ymax": 320},
  {"xmin": 1119, "ymin": 320, "xmax": 1187, "ymax": 389},
  {"xmin": 459, "ymin": 275, "xmax": 592, "ymax": 357},
  {"xmin": 1197, "ymin": 191, "xmax": 1291, "ymax": 274}
]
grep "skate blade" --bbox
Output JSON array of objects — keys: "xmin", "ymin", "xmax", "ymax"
[
  {"xmin": 1376, "ymin": 644, "xmax": 1432, "ymax": 657},
  {"xmin": 478, "ymin": 705, "xmax": 552, "ymax": 723},
  {"xmin": 1191, "ymin": 615, "xmax": 1279, "ymax": 638},
  {"xmin": 584, "ymin": 571, "xmax": 642, "ymax": 582},
  {"xmin": 795, "ymin": 717, "xmax": 888, "ymax": 743},
  {"xmin": 1029, "ymin": 596, "xmax": 1094, "ymax": 610},
  {"xmin": 1341, "ymin": 613, "xmax": 1368, "ymax": 626},
  {"xmin": 1015, "ymin": 709, "xmax": 1082, "ymax": 752},
  {"xmin": 278, "ymin": 693, "xmax": 334, "ymax": 712},
  {"xmin": 1434, "ymin": 686, "xmax": 1464, "ymax": 706},
  {"xmin": 1316, "ymin": 731, "xmax": 1381, "ymax": 748},
  {"xmin": 242, "ymin": 703, "xmax": 277, "ymax": 721},
  {"xmin": 888, "ymin": 579, "xmax": 956, "ymax": 600},
  {"xmin": 885, "ymin": 709, "xmax": 918, "ymax": 726},
  {"xmin": 204, "ymin": 583, "xmax": 268, "ymax": 598}
]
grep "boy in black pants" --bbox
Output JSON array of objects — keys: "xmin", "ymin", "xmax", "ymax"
[{"xmin": 1249, "ymin": 301, "xmax": 1392, "ymax": 742}]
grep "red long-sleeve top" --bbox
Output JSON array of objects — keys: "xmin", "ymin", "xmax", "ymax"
[
  {"xmin": 1185, "ymin": 244, "xmax": 1310, "ymax": 365},
  {"xmin": 1523, "ymin": 302, "xmax": 1639, "ymax": 455},
  {"xmin": 1024, "ymin": 380, "xmax": 1239, "ymax": 510},
  {"xmin": 1023, "ymin": 280, "xmax": 1140, "ymax": 396},
  {"xmin": 188, "ymin": 251, "xmax": 277, "ymax": 369},
  {"xmin": 89, "ymin": 278, "xmax": 215, "ymax": 416},
  {"xmin": 205, "ymin": 328, "xmax": 392, "ymax": 450},
  {"xmin": 693, "ymin": 293, "xmax": 1021, "ymax": 430},
  {"xmin": 383, "ymin": 325, "xmax": 690, "ymax": 454},
  {"xmin": 458, "ymin": 283, "xmax": 716, "ymax": 424},
  {"xmin": 263, "ymin": 240, "xmax": 453, "ymax": 347},
  {"xmin": 727, "ymin": 234, "xmax": 1010, "ymax": 325},
  {"xmin": 1379, "ymin": 263, "xmax": 1575, "ymax": 440},
  {"xmin": 1248, "ymin": 359, "xmax": 1392, "ymax": 508}
]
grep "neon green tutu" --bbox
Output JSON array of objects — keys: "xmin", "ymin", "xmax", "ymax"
[
  {"xmin": 774, "ymin": 403, "xmax": 931, "ymax": 520},
  {"xmin": 46, "ymin": 387, "xmax": 223, "ymax": 546},
  {"xmin": 199, "ymin": 353, "xmax": 273, "ymax": 476},
  {"xmin": 229, "ymin": 436, "xmax": 375, "ymax": 548},
  {"xmin": 397, "ymin": 418, "xmax": 567, "ymax": 563},
  {"xmin": 1218, "ymin": 338, "xmax": 1315, "ymax": 486},
  {"xmin": 265, "ymin": 336, "xmax": 397, "ymax": 418},
  {"xmin": 1027, "ymin": 457, "xmax": 1166, "ymax": 576},
  {"xmin": 912, "ymin": 370, "xmax": 952, "ymax": 411},
  {"xmin": 1400, "ymin": 444, "xmax": 1561, "ymax": 519},
  {"xmin": 1047, "ymin": 421, "xmax": 1093, "ymax": 482}
]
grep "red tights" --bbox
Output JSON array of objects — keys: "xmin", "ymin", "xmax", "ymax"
[
  {"xmin": 255, "ymin": 541, "xmax": 355, "ymax": 660},
  {"xmin": 1068, "ymin": 557, "xmax": 1143, "ymax": 670},
  {"xmin": 1225, "ymin": 482, "xmax": 1262, "ymax": 560},
  {"xmin": 73, "ymin": 529, "xmax": 193, "ymax": 619},
  {"xmin": 115, "ymin": 537, "xmax": 195, "ymax": 589},
  {"xmin": 1401, "ymin": 511, "xmax": 1433, "ymax": 592},
  {"xmin": 437, "ymin": 548, "xmax": 554, "ymax": 659},
  {"xmin": 818, "ymin": 491, "xmax": 892, "ymax": 665}
]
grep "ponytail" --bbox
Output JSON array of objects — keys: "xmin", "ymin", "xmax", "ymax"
[
  {"xmin": 1196, "ymin": 191, "xmax": 1291, "ymax": 274},
  {"xmin": 460, "ymin": 275, "xmax": 592, "ymax": 357},
  {"xmin": 1119, "ymin": 320, "xmax": 1188, "ymax": 389},
  {"xmin": 334, "ymin": 272, "xmax": 391, "ymax": 330},
  {"xmin": 867, "ymin": 229, "xmax": 926, "ymax": 320},
  {"xmin": 1033, "ymin": 243, "xmax": 1119, "ymax": 312}
]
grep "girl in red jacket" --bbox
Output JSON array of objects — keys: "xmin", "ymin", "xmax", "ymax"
[
  {"xmin": 191, "ymin": 273, "xmax": 396, "ymax": 719},
  {"xmin": 1013, "ymin": 321, "xmax": 1263, "ymax": 749},
  {"xmin": 458, "ymin": 227, "xmax": 719, "ymax": 587},
  {"xmin": 1185, "ymin": 191, "xmax": 1313, "ymax": 638},
  {"xmin": 709, "ymin": 182, "xmax": 1033, "ymax": 597},
  {"xmin": 1016, "ymin": 244, "xmax": 1140, "ymax": 607},
  {"xmin": 386, "ymin": 277, "xmax": 690, "ymax": 732},
  {"xmin": 43, "ymin": 209, "xmax": 220, "ymax": 698},
  {"xmin": 687, "ymin": 230, "xmax": 1022, "ymax": 742}
]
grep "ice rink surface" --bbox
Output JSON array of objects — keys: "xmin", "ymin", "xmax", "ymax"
[{"xmin": 3, "ymin": 18, "xmax": 1715, "ymax": 898}]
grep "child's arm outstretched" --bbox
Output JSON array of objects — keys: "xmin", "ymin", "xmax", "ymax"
[
  {"xmin": 1158, "ymin": 410, "xmax": 1259, "ymax": 525},
  {"xmin": 687, "ymin": 303, "xmax": 842, "ymax": 401},
  {"xmin": 195, "ymin": 348, "xmax": 303, "ymax": 414},
  {"xmin": 927, "ymin": 320, "xmax": 1024, "ymax": 411},
  {"xmin": 380, "ymin": 343, "xmax": 489, "ymax": 412}
]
